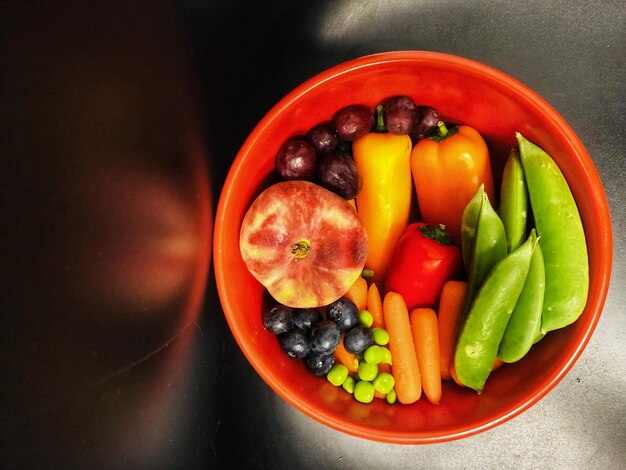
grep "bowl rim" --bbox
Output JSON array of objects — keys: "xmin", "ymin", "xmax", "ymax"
[{"xmin": 213, "ymin": 50, "xmax": 613, "ymax": 444}]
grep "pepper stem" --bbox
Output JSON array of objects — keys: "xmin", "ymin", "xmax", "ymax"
[
  {"xmin": 418, "ymin": 224, "xmax": 456, "ymax": 246},
  {"xmin": 429, "ymin": 121, "xmax": 459, "ymax": 142},
  {"xmin": 374, "ymin": 104, "xmax": 386, "ymax": 132},
  {"xmin": 437, "ymin": 121, "xmax": 449, "ymax": 137},
  {"xmin": 291, "ymin": 239, "xmax": 311, "ymax": 259}
]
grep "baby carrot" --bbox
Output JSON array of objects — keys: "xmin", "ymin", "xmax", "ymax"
[
  {"xmin": 374, "ymin": 390, "xmax": 387, "ymax": 400},
  {"xmin": 344, "ymin": 275, "xmax": 368, "ymax": 312},
  {"xmin": 335, "ymin": 334, "xmax": 360, "ymax": 374},
  {"xmin": 366, "ymin": 282, "xmax": 385, "ymax": 328},
  {"xmin": 383, "ymin": 292, "xmax": 421, "ymax": 404},
  {"xmin": 449, "ymin": 362, "xmax": 465, "ymax": 388},
  {"xmin": 437, "ymin": 280, "xmax": 468, "ymax": 380},
  {"xmin": 410, "ymin": 308, "xmax": 442, "ymax": 405}
]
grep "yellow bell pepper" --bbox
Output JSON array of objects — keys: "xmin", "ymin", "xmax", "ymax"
[{"xmin": 352, "ymin": 106, "xmax": 412, "ymax": 287}]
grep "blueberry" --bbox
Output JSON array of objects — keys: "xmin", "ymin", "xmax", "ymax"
[
  {"xmin": 293, "ymin": 308, "xmax": 323, "ymax": 333},
  {"xmin": 278, "ymin": 329, "xmax": 310, "ymax": 359},
  {"xmin": 263, "ymin": 304, "xmax": 294, "ymax": 335},
  {"xmin": 326, "ymin": 297, "xmax": 359, "ymax": 331},
  {"xmin": 344, "ymin": 326, "xmax": 374, "ymax": 355},
  {"xmin": 305, "ymin": 353, "xmax": 335, "ymax": 376},
  {"xmin": 308, "ymin": 320, "xmax": 341, "ymax": 355}
]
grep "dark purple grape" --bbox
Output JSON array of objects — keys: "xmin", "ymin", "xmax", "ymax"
[
  {"xmin": 275, "ymin": 139, "xmax": 318, "ymax": 180},
  {"xmin": 278, "ymin": 329, "xmax": 310, "ymax": 358},
  {"xmin": 413, "ymin": 106, "xmax": 440, "ymax": 140},
  {"xmin": 305, "ymin": 353, "xmax": 335, "ymax": 376},
  {"xmin": 308, "ymin": 320, "xmax": 341, "ymax": 355},
  {"xmin": 326, "ymin": 297, "xmax": 359, "ymax": 331},
  {"xmin": 343, "ymin": 325, "xmax": 373, "ymax": 355},
  {"xmin": 335, "ymin": 139, "xmax": 352, "ymax": 156},
  {"xmin": 262, "ymin": 304, "xmax": 295, "ymax": 334},
  {"xmin": 382, "ymin": 95, "xmax": 418, "ymax": 135},
  {"xmin": 293, "ymin": 308, "xmax": 323, "ymax": 333},
  {"xmin": 306, "ymin": 123, "xmax": 339, "ymax": 156},
  {"xmin": 333, "ymin": 105, "xmax": 374, "ymax": 142},
  {"xmin": 316, "ymin": 153, "xmax": 362, "ymax": 199}
]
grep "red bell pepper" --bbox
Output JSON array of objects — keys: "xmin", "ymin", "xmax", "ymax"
[{"xmin": 384, "ymin": 223, "xmax": 464, "ymax": 311}]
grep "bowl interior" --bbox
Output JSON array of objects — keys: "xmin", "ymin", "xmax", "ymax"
[{"xmin": 214, "ymin": 52, "xmax": 612, "ymax": 443}]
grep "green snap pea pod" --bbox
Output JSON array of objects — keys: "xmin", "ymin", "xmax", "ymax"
[
  {"xmin": 498, "ymin": 229, "xmax": 545, "ymax": 363},
  {"xmin": 462, "ymin": 190, "xmax": 507, "ymax": 318},
  {"xmin": 499, "ymin": 148, "xmax": 528, "ymax": 253},
  {"xmin": 461, "ymin": 184, "xmax": 484, "ymax": 272},
  {"xmin": 516, "ymin": 133, "xmax": 589, "ymax": 333},
  {"xmin": 455, "ymin": 233, "xmax": 537, "ymax": 393}
]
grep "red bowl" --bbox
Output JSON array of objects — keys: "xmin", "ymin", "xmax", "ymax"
[{"xmin": 213, "ymin": 51, "xmax": 612, "ymax": 443}]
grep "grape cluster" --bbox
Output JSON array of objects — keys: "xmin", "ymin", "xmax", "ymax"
[
  {"xmin": 274, "ymin": 96, "xmax": 441, "ymax": 199},
  {"xmin": 274, "ymin": 120, "xmax": 362, "ymax": 200}
]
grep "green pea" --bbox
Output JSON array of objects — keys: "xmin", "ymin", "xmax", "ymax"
[
  {"xmin": 342, "ymin": 376, "xmax": 356, "ymax": 394},
  {"xmin": 455, "ymin": 232, "xmax": 537, "ymax": 393},
  {"xmin": 359, "ymin": 310, "xmax": 373, "ymax": 328},
  {"xmin": 364, "ymin": 345, "xmax": 382, "ymax": 364},
  {"xmin": 499, "ymin": 148, "xmax": 528, "ymax": 253},
  {"xmin": 354, "ymin": 380, "xmax": 375, "ymax": 403},
  {"xmin": 380, "ymin": 346, "xmax": 392, "ymax": 365},
  {"xmin": 358, "ymin": 361, "xmax": 378, "ymax": 381},
  {"xmin": 371, "ymin": 327, "xmax": 389, "ymax": 346},
  {"xmin": 386, "ymin": 388, "xmax": 397, "ymax": 405},
  {"xmin": 517, "ymin": 133, "xmax": 589, "ymax": 333},
  {"xmin": 373, "ymin": 372, "xmax": 395, "ymax": 394},
  {"xmin": 499, "ymin": 229, "xmax": 545, "ymax": 363},
  {"xmin": 326, "ymin": 364, "xmax": 349, "ymax": 386},
  {"xmin": 462, "ymin": 188, "xmax": 508, "ymax": 318}
]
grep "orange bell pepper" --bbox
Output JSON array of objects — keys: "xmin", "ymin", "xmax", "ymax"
[
  {"xmin": 352, "ymin": 106, "xmax": 412, "ymax": 287},
  {"xmin": 410, "ymin": 122, "xmax": 494, "ymax": 241}
]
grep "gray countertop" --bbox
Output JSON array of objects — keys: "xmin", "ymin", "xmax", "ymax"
[{"xmin": 2, "ymin": 1, "xmax": 624, "ymax": 468}]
